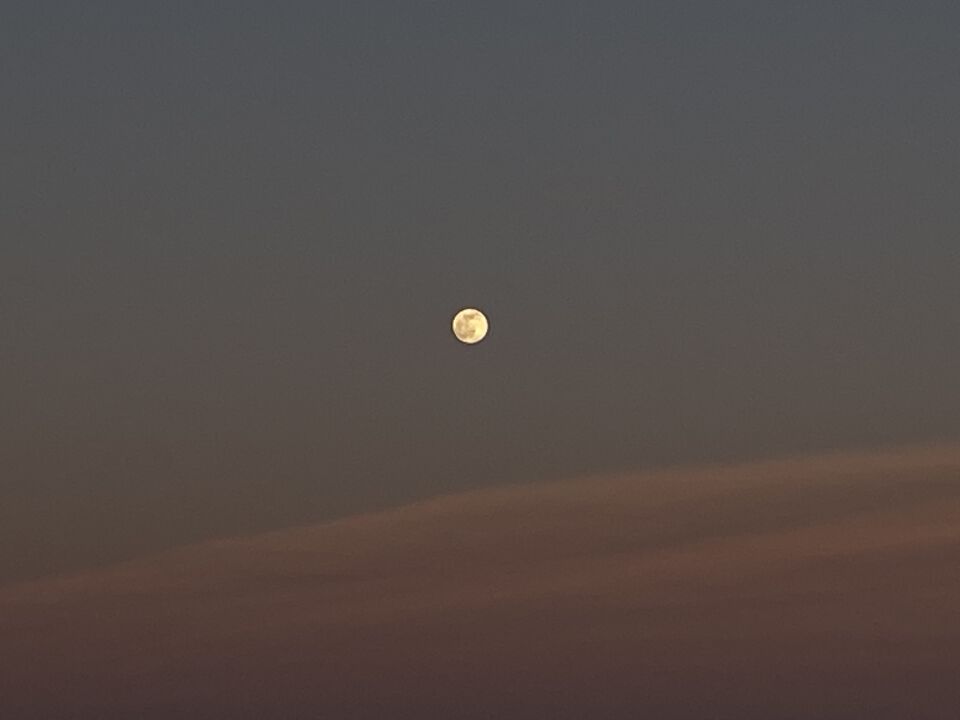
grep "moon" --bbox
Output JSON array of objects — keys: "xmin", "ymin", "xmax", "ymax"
[{"xmin": 452, "ymin": 308, "xmax": 489, "ymax": 345}]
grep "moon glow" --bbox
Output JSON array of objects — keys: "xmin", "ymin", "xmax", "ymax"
[{"xmin": 452, "ymin": 308, "xmax": 489, "ymax": 345}]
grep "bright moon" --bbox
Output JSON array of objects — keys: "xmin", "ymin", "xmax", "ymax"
[{"xmin": 452, "ymin": 308, "xmax": 489, "ymax": 345}]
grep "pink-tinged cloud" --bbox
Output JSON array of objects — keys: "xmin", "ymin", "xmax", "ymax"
[{"xmin": 2, "ymin": 443, "xmax": 960, "ymax": 718}]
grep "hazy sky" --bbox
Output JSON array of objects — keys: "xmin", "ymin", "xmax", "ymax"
[
  {"xmin": 2, "ymin": 1, "xmax": 959, "ymax": 581},
  {"xmin": 4, "ymin": 444, "xmax": 960, "ymax": 718}
]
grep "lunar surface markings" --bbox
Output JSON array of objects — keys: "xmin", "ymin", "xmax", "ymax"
[{"xmin": 452, "ymin": 308, "xmax": 489, "ymax": 344}]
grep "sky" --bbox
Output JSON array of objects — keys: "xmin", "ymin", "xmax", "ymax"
[
  {"xmin": 2, "ymin": 1, "xmax": 960, "ymax": 583},
  {"xmin": 4, "ymin": 444, "xmax": 960, "ymax": 718}
]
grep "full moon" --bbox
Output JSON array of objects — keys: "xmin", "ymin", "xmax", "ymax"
[{"xmin": 452, "ymin": 308, "xmax": 489, "ymax": 345}]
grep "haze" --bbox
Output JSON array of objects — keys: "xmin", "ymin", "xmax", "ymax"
[
  {"xmin": 4, "ymin": 445, "xmax": 960, "ymax": 717},
  {"xmin": 1, "ymin": 2, "xmax": 959, "ymax": 717}
]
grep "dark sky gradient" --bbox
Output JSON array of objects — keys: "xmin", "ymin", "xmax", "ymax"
[
  {"xmin": 2, "ymin": 1, "xmax": 959, "ymax": 581},
  {"xmin": 3, "ymin": 444, "xmax": 960, "ymax": 718}
]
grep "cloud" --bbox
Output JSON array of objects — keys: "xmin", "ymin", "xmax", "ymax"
[{"xmin": 2, "ymin": 442, "xmax": 960, "ymax": 718}]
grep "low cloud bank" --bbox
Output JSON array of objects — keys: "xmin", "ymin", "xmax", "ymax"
[{"xmin": 3, "ymin": 442, "xmax": 960, "ymax": 718}]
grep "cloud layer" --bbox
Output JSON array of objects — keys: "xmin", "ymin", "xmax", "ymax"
[{"xmin": 3, "ymin": 443, "xmax": 960, "ymax": 718}]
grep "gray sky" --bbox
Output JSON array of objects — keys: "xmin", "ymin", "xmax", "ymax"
[{"xmin": 2, "ymin": 0, "xmax": 959, "ymax": 581}]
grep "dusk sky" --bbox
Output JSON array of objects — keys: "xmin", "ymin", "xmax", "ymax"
[
  {"xmin": 0, "ymin": 0, "xmax": 960, "ymax": 720},
  {"xmin": 2, "ymin": 5, "xmax": 960, "ymax": 713}
]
